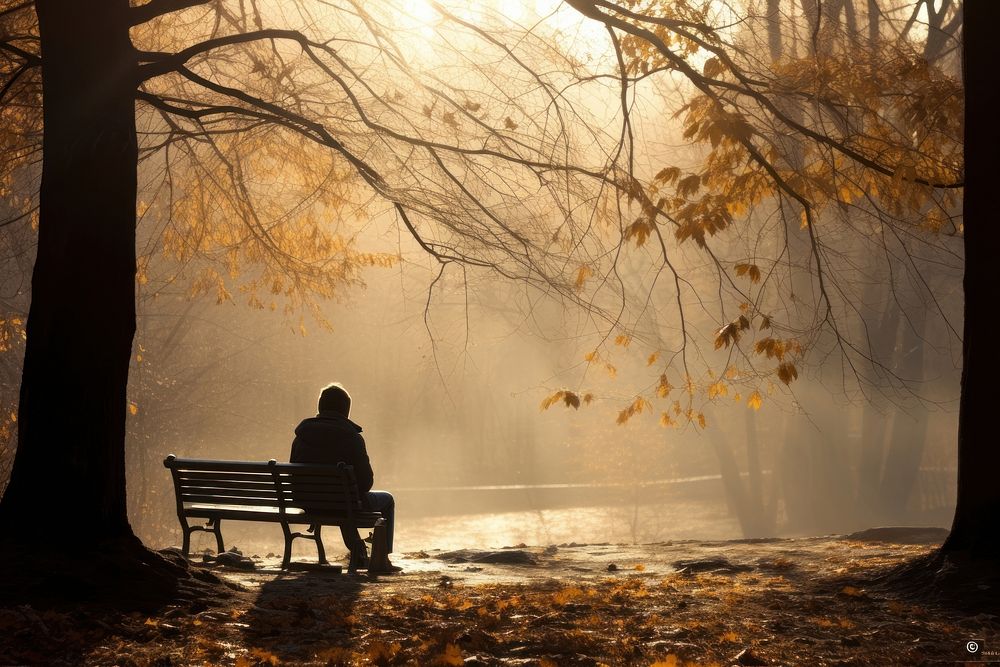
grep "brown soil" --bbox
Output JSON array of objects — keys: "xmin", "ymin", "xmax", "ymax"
[{"xmin": 1, "ymin": 533, "xmax": 996, "ymax": 666}]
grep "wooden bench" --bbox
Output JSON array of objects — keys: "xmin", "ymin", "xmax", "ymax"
[{"xmin": 163, "ymin": 455, "xmax": 387, "ymax": 571}]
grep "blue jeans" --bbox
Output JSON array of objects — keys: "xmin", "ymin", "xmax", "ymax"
[{"xmin": 341, "ymin": 490, "xmax": 394, "ymax": 554}]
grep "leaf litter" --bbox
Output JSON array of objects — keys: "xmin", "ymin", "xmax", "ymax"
[{"xmin": 1, "ymin": 536, "xmax": 995, "ymax": 666}]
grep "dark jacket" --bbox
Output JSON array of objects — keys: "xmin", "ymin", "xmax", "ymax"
[{"xmin": 289, "ymin": 411, "xmax": 374, "ymax": 494}]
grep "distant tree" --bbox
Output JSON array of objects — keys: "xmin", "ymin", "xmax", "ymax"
[{"xmin": 557, "ymin": 0, "xmax": 994, "ymax": 560}]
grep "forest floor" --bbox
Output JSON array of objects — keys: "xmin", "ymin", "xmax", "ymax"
[{"xmin": 2, "ymin": 528, "xmax": 997, "ymax": 666}]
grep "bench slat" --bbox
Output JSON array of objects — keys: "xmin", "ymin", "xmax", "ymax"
[
  {"xmin": 178, "ymin": 483, "xmax": 351, "ymax": 504},
  {"xmin": 179, "ymin": 487, "xmax": 282, "ymax": 500},
  {"xmin": 180, "ymin": 494, "xmax": 287, "ymax": 506},
  {"xmin": 177, "ymin": 471, "xmax": 356, "ymax": 484},
  {"xmin": 177, "ymin": 478, "xmax": 277, "ymax": 491},
  {"xmin": 167, "ymin": 457, "xmax": 360, "ymax": 477},
  {"xmin": 167, "ymin": 459, "xmax": 281, "ymax": 473},
  {"xmin": 179, "ymin": 495, "xmax": 360, "ymax": 511},
  {"xmin": 178, "ymin": 471, "xmax": 275, "ymax": 483},
  {"xmin": 183, "ymin": 507, "xmax": 382, "ymax": 526}
]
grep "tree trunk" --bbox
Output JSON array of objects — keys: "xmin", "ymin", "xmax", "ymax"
[
  {"xmin": 942, "ymin": 0, "xmax": 1000, "ymax": 554},
  {"xmin": 856, "ymin": 280, "xmax": 899, "ymax": 520},
  {"xmin": 705, "ymin": 421, "xmax": 772, "ymax": 538},
  {"xmin": 0, "ymin": 0, "xmax": 139, "ymax": 541},
  {"xmin": 878, "ymin": 306, "xmax": 930, "ymax": 522}
]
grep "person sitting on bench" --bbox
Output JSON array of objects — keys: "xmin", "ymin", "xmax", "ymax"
[{"xmin": 290, "ymin": 382, "xmax": 398, "ymax": 571}]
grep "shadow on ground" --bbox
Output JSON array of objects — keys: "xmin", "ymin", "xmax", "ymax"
[{"xmin": 242, "ymin": 568, "xmax": 365, "ymax": 663}]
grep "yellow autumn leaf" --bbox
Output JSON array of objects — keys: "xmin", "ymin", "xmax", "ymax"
[
  {"xmin": 707, "ymin": 380, "xmax": 728, "ymax": 399},
  {"xmin": 676, "ymin": 173, "xmax": 701, "ymax": 197},
  {"xmin": 714, "ymin": 322, "xmax": 740, "ymax": 349},
  {"xmin": 617, "ymin": 396, "xmax": 651, "ymax": 425},
  {"xmin": 747, "ymin": 391, "xmax": 763, "ymax": 411},
  {"xmin": 540, "ymin": 390, "xmax": 581, "ymax": 410},
  {"xmin": 624, "ymin": 219, "xmax": 652, "ymax": 246},
  {"xmin": 128, "ymin": 402, "xmax": 139, "ymax": 416},
  {"xmin": 654, "ymin": 166, "xmax": 681, "ymax": 184},
  {"xmin": 438, "ymin": 643, "xmax": 464, "ymax": 666},
  {"xmin": 777, "ymin": 362, "xmax": 798, "ymax": 385},
  {"xmin": 703, "ymin": 56, "xmax": 724, "ymax": 78},
  {"xmin": 649, "ymin": 658, "xmax": 679, "ymax": 667},
  {"xmin": 656, "ymin": 374, "xmax": 673, "ymax": 398}
]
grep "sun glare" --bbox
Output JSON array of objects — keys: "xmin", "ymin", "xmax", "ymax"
[{"xmin": 384, "ymin": 0, "xmax": 617, "ymax": 65}]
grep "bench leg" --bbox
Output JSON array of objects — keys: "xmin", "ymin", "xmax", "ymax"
[
  {"xmin": 181, "ymin": 527, "xmax": 192, "ymax": 559},
  {"xmin": 212, "ymin": 519, "xmax": 225, "ymax": 554},
  {"xmin": 312, "ymin": 525, "xmax": 328, "ymax": 565},
  {"xmin": 281, "ymin": 522, "xmax": 293, "ymax": 569}
]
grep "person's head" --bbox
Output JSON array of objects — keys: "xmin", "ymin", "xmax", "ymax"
[{"xmin": 318, "ymin": 382, "xmax": 352, "ymax": 417}]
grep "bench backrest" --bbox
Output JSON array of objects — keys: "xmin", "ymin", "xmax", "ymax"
[{"xmin": 163, "ymin": 455, "xmax": 364, "ymax": 517}]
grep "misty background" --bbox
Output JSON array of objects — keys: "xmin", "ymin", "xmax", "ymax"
[{"xmin": 117, "ymin": 238, "xmax": 960, "ymax": 555}]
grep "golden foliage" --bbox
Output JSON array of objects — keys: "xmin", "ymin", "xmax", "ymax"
[
  {"xmin": 707, "ymin": 381, "xmax": 727, "ymax": 399},
  {"xmin": 437, "ymin": 643, "xmax": 464, "ymax": 666},
  {"xmin": 776, "ymin": 362, "xmax": 799, "ymax": 385},
  {"xmin": 656, "ymin": 374, "xmax": 673, "ymax": 398},
  {"xmin": 625, "ymin": 219, "xmax": 654, "ymax": 246},
  {"xmin": 714, "ymin": 315, "xmax": 750, "ymax": 350},
  {"xmin": 540, "ymin": 390, "xmax": 583, "ymax": 411},
  {"xmin": 753, "ymin": 338, "xmax": 802, "ymax": 361},
  {"xmin": 734, "ymin": 263, "xmax": 762, "ymax": 283},
  {"xmin": 616, "ymin": 396, "xmax": 652, "ymax": 425}
]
